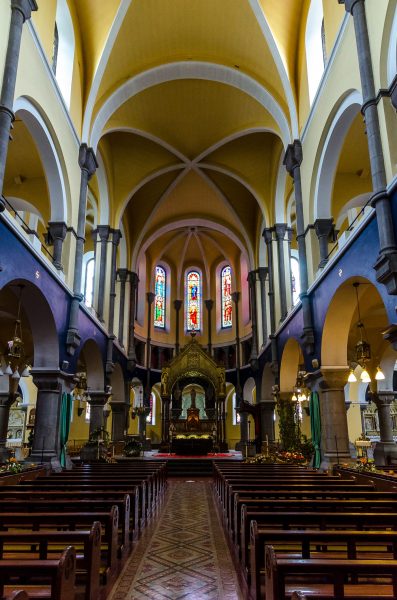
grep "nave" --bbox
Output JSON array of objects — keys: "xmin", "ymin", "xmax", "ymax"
[{"xmin": 109, "ymin": 479, "xmax": 243, "ymax": 600}]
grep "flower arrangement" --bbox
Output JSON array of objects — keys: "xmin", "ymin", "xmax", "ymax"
[
  {"xmin": 123, "ymin": 438, "xmax": 142, "ymax": 457},
  {"xmin": 5, "ymin": 457, "xmax": 23, "ymax": 473},
  {"xmin": 86, "ymin": 427, "xmax": 110, "ymax": 447},
  {"xmin": 354, "ymin": 457, "xmax": 377, "ymax": 473},
  {"xmin": 245, "ymin": 449, "xmax": 307, "ymax": 465}
]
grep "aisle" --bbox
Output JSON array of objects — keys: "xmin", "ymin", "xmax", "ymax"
[{"xmin": 109, "ymin": 480, "xmax": 244, "ymax": 600}]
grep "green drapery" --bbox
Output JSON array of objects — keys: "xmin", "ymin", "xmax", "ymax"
[
  {"xmin": 60, "ymin": 392, "xmax": 72, "ymax": 468},
  {"xmin": 309, "ymin": 391, "xmax": 321, "ymax": 469}
]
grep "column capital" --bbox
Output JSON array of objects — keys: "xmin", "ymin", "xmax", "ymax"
[
  {"xmin": 30, "ymin": 368, "xmax": 74, "ymax": 391},
  {"xmin": 339, "ymin": 0, "xmax": 363, "ymax": 15},
  {"xmin": 286, "ymin": 227, "xmax": 294, "ymax": 242},
  {"xmin": 314, "ymin": 218, "xmax": 334, "ymax": 238},
  {"xmin": 205, "ymin": 299, "xmax": 214, "ymax": 310},
  {"xmin": 370, "ymin": 390, "xmax": 397, "ymax": 406},
  {"xmin": 247, "ymin": 270, "xmax": 257, "ymax": 286},
  {"xmin": 47, "ymin": 221, "xmax": 67, "ymax": 241},
  {"xmin": 129, "ymin": 271, "xmax": 139, "ymax": 287},
  {"xmin": 97, "ymin": 224, "xmax": 111, "ymax": 241},
  {"xmin": 262, "ymin": 227, "xmax": 274, "ymax": 244},
  {"xmin": 109, "ymin": 401, "xmax": 127, "ymax": 413},
  {"xmin": 283, "ymin": 139, "xmax": 303, "ymax": 177},
  {"xmin": 257, "ymin": 267, "xmax": 268, "ymax": 282},
  {"xmin": 173, "ymin": 299, "xmax": 182, "ymax": 311},
  {"xmin": 319, "ymin": 366, "xmax": 349, "ymax": 390},
  {"xmin": 78, "ymin": 144, "xmax": 98, "ymax": 179},
  {"xmin": 111, "ymin": 229, "xmax": 122, "ymax": 246},
  {"xmin": 147, "ymin": 292, "xmax": 155, "ymax": 305},
  {"xmin": 231, "ymin": 291, "xmax": 240, "ymax": 304},
  {"xmin": 87, "ymin": 390, "xmax": 110, "ymax": 407},
  {"xmin": 11, "ymin": 0, "xmax": 38, "ymax": 21},
  {"xmin": 274, "ymin": 223, "xmax": 288, "ymax": 240},
  {"xmin": 117, "ymin": 268, "xmax": 128, "ymax": 283}
]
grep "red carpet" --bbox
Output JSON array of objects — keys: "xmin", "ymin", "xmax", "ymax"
[{"xmin": 155, "ymin": 453, "xmax": 233, "ymax": 459}]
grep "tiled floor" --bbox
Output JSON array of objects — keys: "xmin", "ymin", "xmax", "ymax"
[{"xmin": 109, "ymin": 480, "xmax": 244, "ymax": 600}]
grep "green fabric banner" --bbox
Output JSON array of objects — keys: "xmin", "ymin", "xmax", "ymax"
[
  {"xmin": 60, "ymin": 392, "xmax": 72, "ymax": 468},
  {"xmin": 309, "ymin": 391, "xmax": 321, "ymax": 469}
]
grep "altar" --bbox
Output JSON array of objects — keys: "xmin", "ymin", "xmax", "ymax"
[{"xmin": 159, "ymin": 335, "xmax": 227, "ymax": 453}]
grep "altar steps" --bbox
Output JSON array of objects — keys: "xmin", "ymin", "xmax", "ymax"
[{"xmin": 166, "ymin": 459, "xmax": 213, "ymax": 477}]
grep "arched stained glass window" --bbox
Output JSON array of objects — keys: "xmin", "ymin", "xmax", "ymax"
[
  {"xmin": 154, "ymin": 266, "xmax": 166, "ymax": 328},
  {"xmin": 221, "ymin": 266, "xmax": 232, "ymax": 328},
  {"xmin": 186, "ymin": 271, "xmax": 201, "ymax": 331}
]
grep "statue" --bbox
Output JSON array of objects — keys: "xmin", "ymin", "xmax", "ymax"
[
  {"xmin": 218, "ymin": 368, "xmax": 226, "ymax": 396},
  {"xmin": 190, "ymin": 387, "xmax": 197, "ymax": 409},
  {"xmin": 161, "ymin": 368, "xmax": 169, "ymax": 396}
]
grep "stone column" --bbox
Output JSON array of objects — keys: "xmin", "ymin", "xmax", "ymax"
[
  {"xmin": 342, "ymin": 0, "xmax": 397, "ymax": 293},
  {"xmin": 161, "ymin": 396, "xmax": 171, "ymax": 446},
  {"xmin": 96, "ymin": 226, "xmax": 110, "ymax": 321},
  {"xmin": 0, "ymin": 0, "xmax": 38, "ymax": 211},
  {"xmin": 66, "ymin": 145, "xmax": 98, "ymax": 355},
  {"xmin": 231, "ymin": 291, "xmax": 241, "ymax": 395},
  {"xmin": 259, "ymin": 400, "xmax": 276, "ymax": 443},
  {"xmin": 117, "ymin": 268, "xmax": 128, "ymax": 345},
  {"xmin": 106, "ymin": 229, "xmax": 121, "ymax": 375},
  {"xmin": 0, "ymin": 378, "xmax": 19, "ymax": 462},
  {"xmin": 127, "ymin": 272, "xmax": 139, "ymax": 372},
  {"xmin": 30, "ymin": 369, "xmax": 71, "ymax": 468},
  {"xmin": 274, "ymin": 224, "xmax": 288, "ymax": 320},
  {"xmin": 47, "ymin": 222, "xmax": 67, "ymax": 271},
  {"xmin": 284, "ymin": 141, "xmax": 314, "ymax": 353},
  {"xmin": 87, "ymin": 391, "xmax": 109, "ymax": 435},
  {"xmin": 173, "ymin": 299, "xmax": 182, "ymax": 355},
  {"xmin": 145, "ymin": 292, "xmax": 155, "ymax": 404},
  {"xmin": 110, "ymin": 401, "xmax": 127, "ymax": 442},
  {"xmin": 205, "ymin": 299, "xmax": 214, "ymax": 355},
  {"xmin": 286, "ymin": 227, "xmax": 294, "ymax": 307},
  {"xmin": 247, "ymin": 271, "xmax": 259, "ymax": 370},
  {"xmin": 314, "ymin": 218, "xmax": 334, "ymax": 269},
  {"xmin": 319, "ymin": 368, "xmax": 351, "ymax": 469},
  {"xmin": 371, "ymin": 391, "xmax": 397, "ymax": 465},
  {"xmin": 257, "ymin": 267, "xmax": 268, "ymax": 346},
  {"xmin": 263, "ymin": 228, "xmax": 279, "ymax": 371}
]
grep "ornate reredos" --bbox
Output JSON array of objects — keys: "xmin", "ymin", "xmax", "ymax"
[{"xmin": 160, "ymin": 336, "xmax": 226, "ymax": 398}]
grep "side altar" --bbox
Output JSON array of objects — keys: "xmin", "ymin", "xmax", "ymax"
[{"xmin": 159, "ymin": 335, "xmax": 227, "ymax": 453}]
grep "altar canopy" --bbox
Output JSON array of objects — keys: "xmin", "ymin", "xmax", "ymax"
[{"xmin": 160, "ymin": 335, "xmax": 227, "ymax": 452}]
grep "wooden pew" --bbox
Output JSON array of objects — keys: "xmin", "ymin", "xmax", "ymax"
[
  {"xmin": 291, "ymin": 594, "xmax": 307, "ymax": 600},
  {"xmin": 0, "ymin": 523, "xmax": 101, "ymax": 600},
  {"xmin": 265, "ymin": 544, "xmax": 397, "ymax": 600},
  {"xmin": 0, "ymin": 545, "xmax": 76, "ymax": 600},
  {"xmin": 250, "ymin": 526, "xmax": 397, "ymax": 600},
  {"xmin": 5, "ymin": 592, "xmax": 30, "ymax": 600}
]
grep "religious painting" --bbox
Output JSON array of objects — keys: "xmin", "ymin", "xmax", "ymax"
[
  {"xmin": 186, "ymin": 270, "xmax": 201, "ymax": 331},
  {"xmin": 154, "ymin": 266, "xmax": 166, "ymax": 328},
  {"xmin": 221, "ymin": 265, "xmax": 232, "ymax": 328}
]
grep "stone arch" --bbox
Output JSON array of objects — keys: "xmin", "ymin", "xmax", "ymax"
[
  {"xmin": 79, "ymin": 339, "xmax": 104, "ymax": 391},
  {"xmin": 313, "ymin": 90, "xmax": 363, "ymax": 221},
  {"xmin": 110, "ymin": 362, "xmax": 125, "ymax": 402},
  {"xmin": 243, "ymin": 377, "xmax": 256, "ymax": 404},
  {"xmin": 13, "ymin": 96, "xmax": 69, "ymax": 223},
  {"xmin": 261, "ymin": 362, "xmax": 275, "ymax": 401},
  {"xmin": 279, "ymin": 337, "xmax": 302, "ymax": 393}
]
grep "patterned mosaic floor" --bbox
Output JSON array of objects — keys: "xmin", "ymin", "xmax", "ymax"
[{"xmin": 109, "ymin": 480, "xmax": 244, "ymax": 600}]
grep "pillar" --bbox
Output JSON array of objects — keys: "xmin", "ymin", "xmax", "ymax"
[
  {"xmin": 371, "ymin": 391, "xmax": 397, "ymax": 465},
  {"xmin": 274, "ymin": 224, "xmax": 288, "ymax": 320},
  {"xmin": 257, "ymin": 267, "xmax": 268, "ymax": 346},
  {"xmin": 0, "ymin": 0, "xmax": 38, "ymax": 211},
  {"xmin": 117, "ymin": 268, "xmax": 128, "ymax": 345},
  {"xmin": 0, "ymin": 379, "xmax": 18, "ymax": 462},
  {"xmin": 263, "ymin": 228, "xmax": 279, "ymax": 372},
  {"xmin": 205, "ymin": 299, "xmax": 214, "ymax": 355},
  {"xmin": 319, "ymin": 368, "xmax": 351, "ymax": 469},
  {"xmin": 161, "ymin": 396, "xmax": 170, "ymax": 446},
  {"xmin": 314, "ymin": 218, "xmax": 334, "ymax": 269},
  {"xmin": 87, "ymin": 391, "xmax": 109, "ymax": 436},
  {"xmin": 106, "ymin": 229, "xmax": 121, "ymax": 375},
  {"xmin": 110, "ymin": 401, "xmax": 127, "ymax": 442},
  {"xmin": 343, "ymin": 0, "xmax": 397, "ymax": 294},
  {"xmin": 66, "ymin": 145, "xmax": 98, "ymax": 355},
  {"xmin": 145, "ymin": 292, "xmax": 155, "ymax": 404},
  {"xmin": 127, "ymin": 272, "xmax": 139, "ymax": 372},
  {"xmin": 259, "ymin": 400, "xmax": 276, "ymax": 443},
  {"xmin": 96, "ymin": 226, "xmax": 110, "ymax": 321},
  {"xmin": 47, "ymin": 222, "xmax": 67, "ymax": 271},
  {"xmin": 30, "ymin": 369, "xmax": 72, "ymax": 469},
  {"xmin": 284, "ymin": 141, "xmax": 315, "ymax": 353},
  {"xmin": 247, "ymin": 271, "xmax": 259, "ymax": 370},
  {"xmin": 174, "ymin": 299, "xmax": 182, "ymax": 355}
]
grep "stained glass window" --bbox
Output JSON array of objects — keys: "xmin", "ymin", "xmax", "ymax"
[
  {"xmin": 186, "ymin": 271, "xmax": 201, "ymax": 331},
  {"xmin": 221, "ymin": 266, "xmax": 232, "ymax": 328},
  {"xmin": 154, "ymin": 266, "xmax": 166, "ymax": 328}
]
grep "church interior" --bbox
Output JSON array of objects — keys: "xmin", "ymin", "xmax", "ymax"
[{"xmin": 1, "ymin": 0, "xmax": 397, "ymax": 598}]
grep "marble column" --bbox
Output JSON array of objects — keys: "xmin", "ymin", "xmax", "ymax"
[
  {"xmin": 259, "ymin": 400, "xmax": 276, "ymax": 443},
  {"xmin": 0, "ymin": 0, "xmax": 38, "ymax": 211},
  {"xmin": 87, "ymin": 391, "xmax": 109, "ymax": 436},
  {"xmin": 371, "ymin": 391, "xmax": 397, "ymax": 465},
  {"xmin": 343, "ymin": 0, "xmax": 397, "ymax": 293},
  {"xmin": 257, "ymin": 267, "xmax": 268, "ymax": 346},
  {"xmin": 110, "ymin": 401, "xmax": 127, "ymax": 442},
  {"xmin": 174, "ymin": 299, "xmax": 182, "ymax": 355},
  {"xmin": 96, "ymin": 226, "xmax": 110, "ymax": 321},
  {"xmin": 314, "ymin": 218, "xmax": 334, "ymax": 269},
  {"xmin": 47, "ymin": 222, "xmax": 67, "ymax": 271},
  {"xmin": 106, "ymin": 229, "xmax": 121, "ymax": 375},
  {"xmin": 145, "ymin": 292, "xmax": 155, "ymax": 404},
  {"xmin": 161, "ymin": 396, "xmax": 170, "ymax": 445},
  {"xmin": 247, "ymin": 271, "xmax": 259, "ymax": 370},
  {"xmin": 319, "ymin": 368, "xmax": 351, "ymax": 468},
  {"xmin": 30, "ymin": 369, "xmax": 72, "ymax": 469},
  {"xmin": 127, "ymin": 272, "xmax": 139, "ymax": 372},
  {"xmin": 117, "ymin": 268, "xmax": 128, "ymax": 345},
  {"xmin": 205, "ymin": 299, "xmax": 214, "ymax": 356},
  {"xmin": 274, "ymin": 224, "xmax": 288, "ymax": 321},
  {"xmin": 284, "ymin": 141, "xmax": 315, "ymax": 353},
  {"xmin": 66, "ymin": 145, "xmax": 98, "ymax": 355}
]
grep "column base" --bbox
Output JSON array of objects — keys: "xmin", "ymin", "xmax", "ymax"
[
  {"xmin": 374, "ymin": 251, "xmax": 397, "ymax": 295},
  {"xmin": 320, "ymin": 450, "xmax": 351, "ymax": 472},
  {"xmin": 373, "ymin": 441, "xmax": 397, "ymax": 466},
  {"xmin": 0, "ymin": 447, "xmax": 11, "ymax": 462}
]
